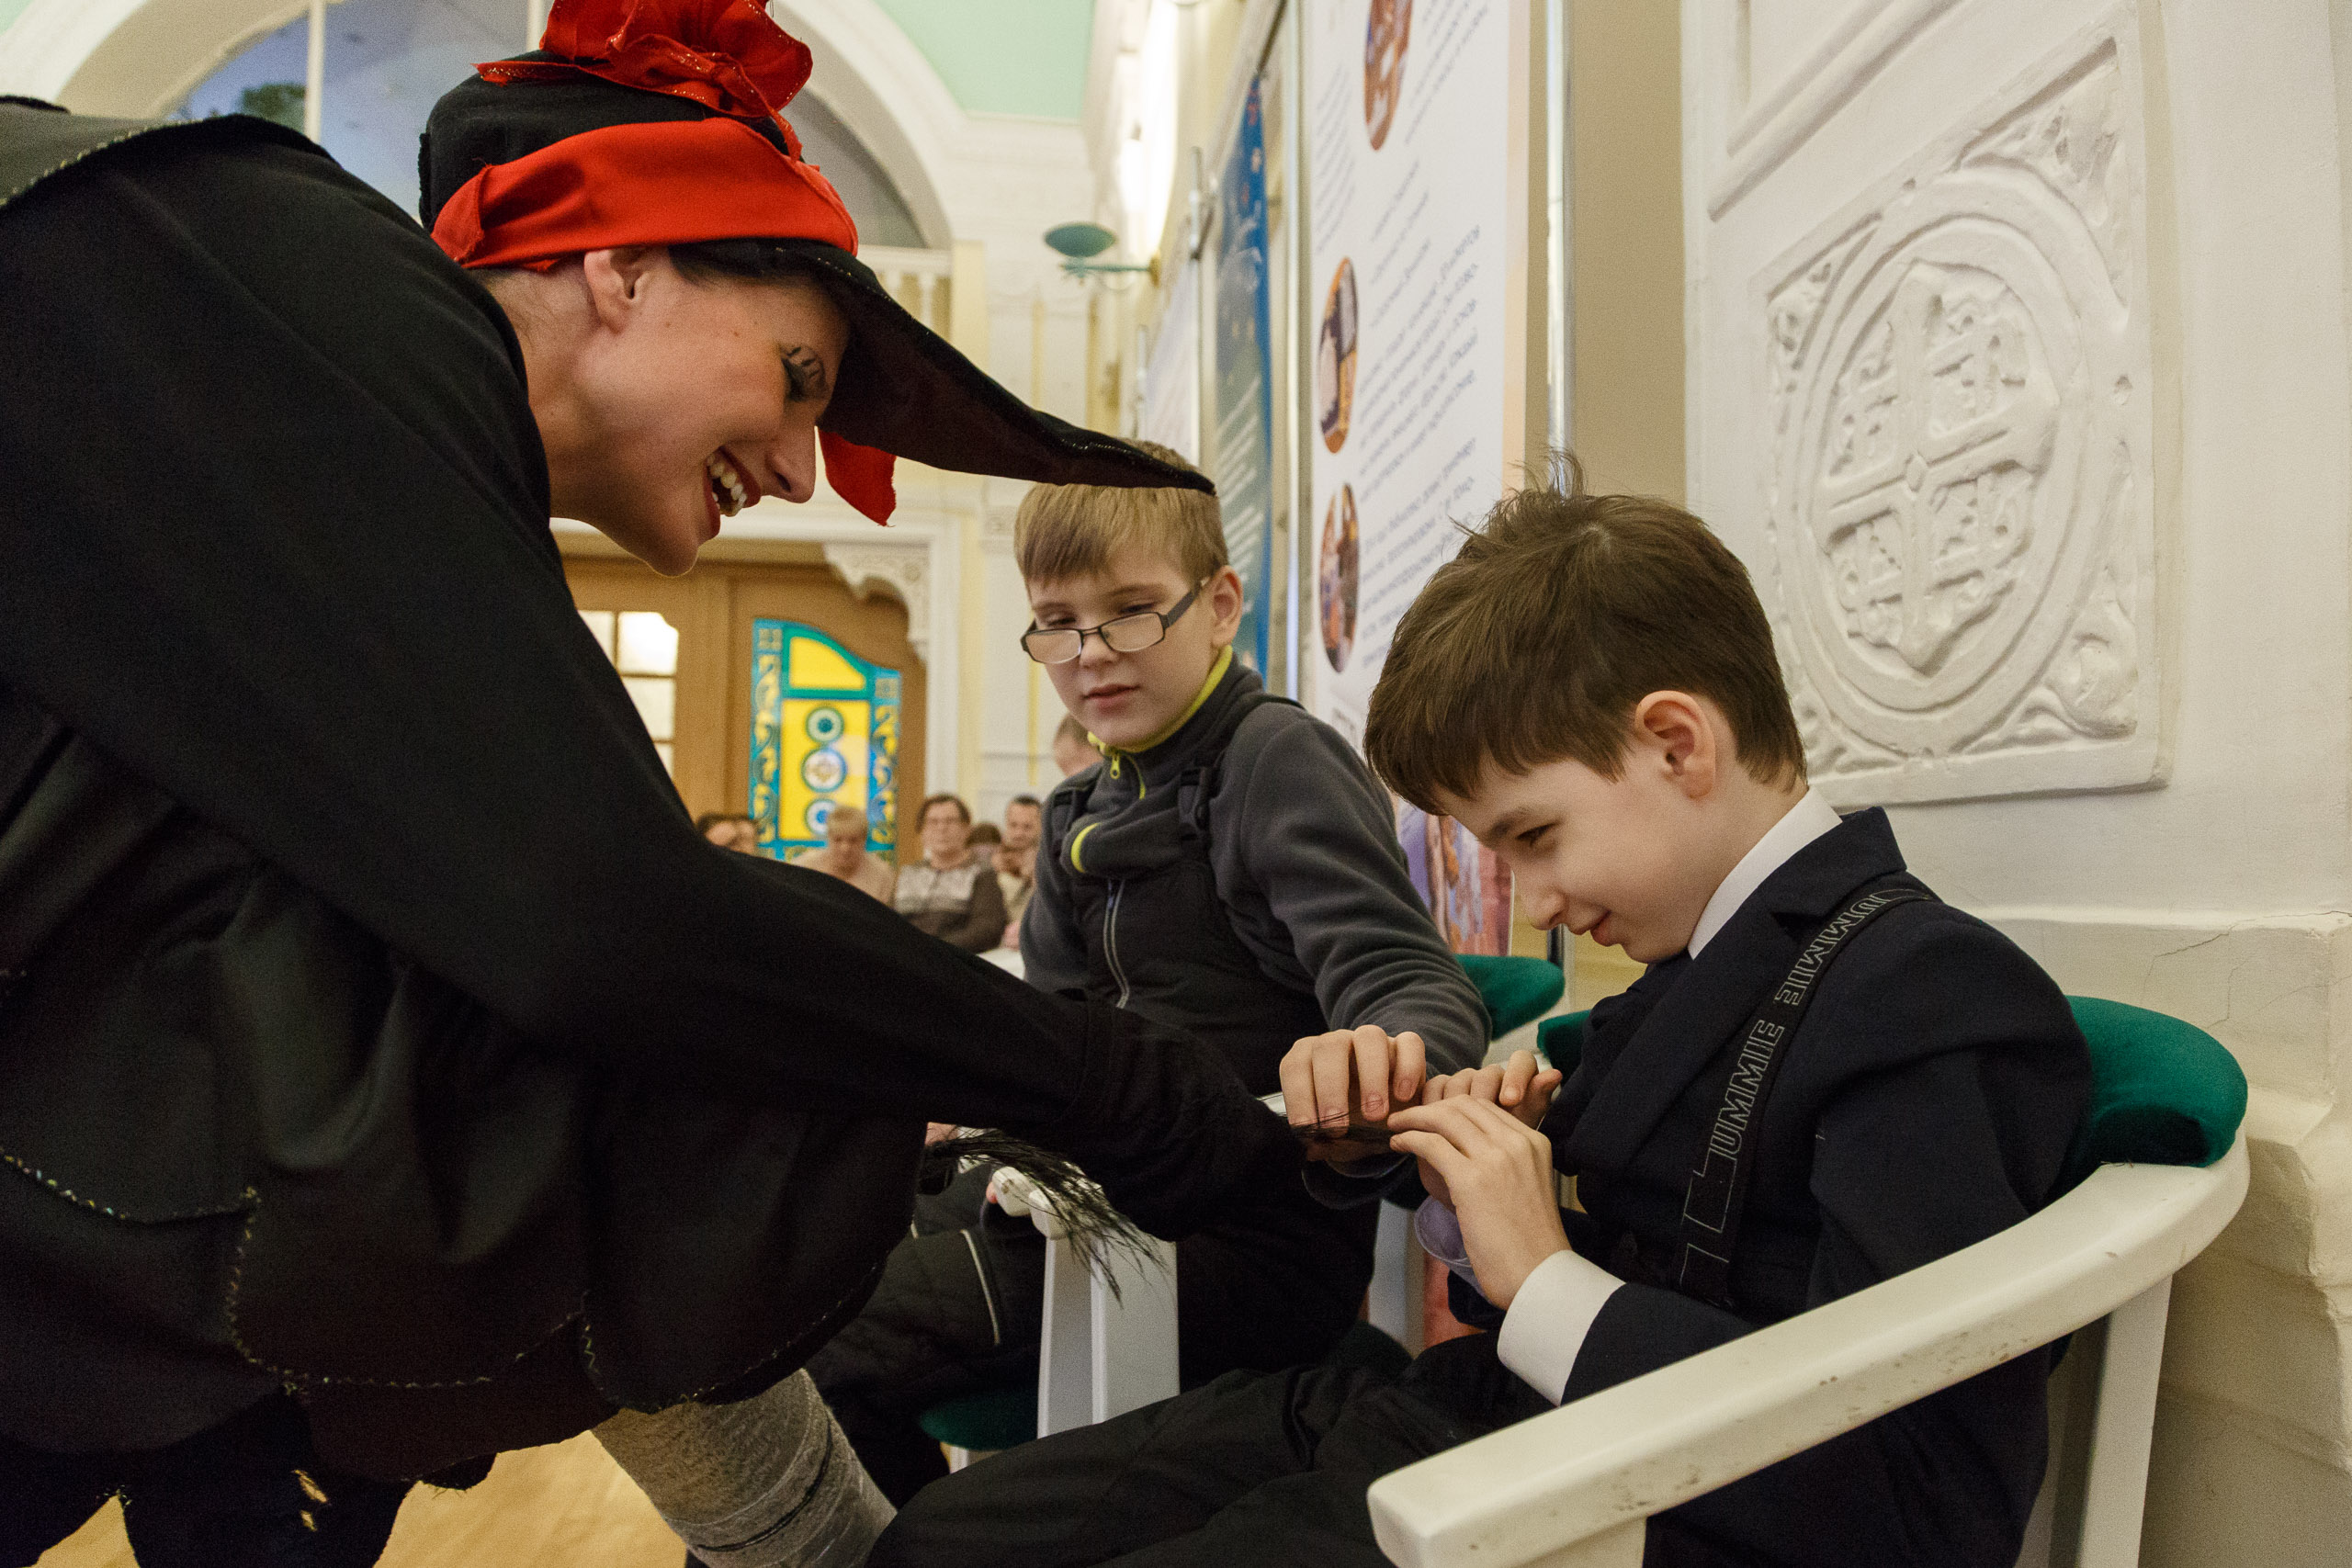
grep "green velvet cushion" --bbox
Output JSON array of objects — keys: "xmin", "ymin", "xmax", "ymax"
[
  {"xmin": 1528, "ymin": 998, "xmax": 2245, "ymax": 1185},
  {"xmin": 1535, "ymin": 1009, "xmax": 1589, "ymax": 1074},
  {"xmin": 2063, "ymin": 996, "xmax": 2245, "ymax": 1184},
  {"xmin": 917, "ymin": 1385, "xmax": 1036, "ymax": 1452},
  {"xmin": 1458, "ymin": 953, "xmax": 1566, "ymax": 1039}
]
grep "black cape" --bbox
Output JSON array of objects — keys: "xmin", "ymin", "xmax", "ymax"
[{"xmin": 0, "ymin": 104, "xmax": 1290, "ymax": 1480}]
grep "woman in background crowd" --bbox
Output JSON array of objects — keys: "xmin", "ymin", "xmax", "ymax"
[
  {"xmin": 895, "ymin": 794, "xmax": 1008, "ymax": 952},
  {"xmin": 790, "ymin": 805, "xmax": 896, "ymax": 903}
]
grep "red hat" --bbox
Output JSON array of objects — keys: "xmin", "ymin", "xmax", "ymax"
[{"xmin": 421, "ymin": 0, "xmax": 1209, "ymax": 523}]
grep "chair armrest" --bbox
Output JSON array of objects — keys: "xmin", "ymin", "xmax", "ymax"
[{"xmin": 1366, "ymin": 1135, "xmax": 2249, "ymax": 1568}]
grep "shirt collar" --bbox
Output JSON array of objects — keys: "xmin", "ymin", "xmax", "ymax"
[{"xmin": 1686, "ymin": 787, "xmax": 1843, "ymax": 959}]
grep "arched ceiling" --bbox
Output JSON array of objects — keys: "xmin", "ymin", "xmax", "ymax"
[{"xmin": 874, "ymin": 0, "xmax": 1092, "ymax": 121}]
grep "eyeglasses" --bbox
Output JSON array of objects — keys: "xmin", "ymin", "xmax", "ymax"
[{"xmin": 1020, "ymin": 579, "xmax": 1208, "ymax": 665}]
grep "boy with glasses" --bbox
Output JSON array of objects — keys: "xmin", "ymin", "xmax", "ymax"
[{"xmin": 804, "ymin": 443, "xmax": 1486, "ymax": 1501}]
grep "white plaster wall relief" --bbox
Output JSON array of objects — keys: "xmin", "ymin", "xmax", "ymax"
[
  {"xmin": 824, "ymin": 542, "xmax": 931, "ymax": 661},
  {"xmin": 1758, "ymin": 17, "xmax": 2159, "ymax": 806}
]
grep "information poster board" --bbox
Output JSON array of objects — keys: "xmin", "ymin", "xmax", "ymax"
[
  {"xmin": 1140, "ymin": 257, "xmax": 1202, "ymax": 463},
  {"xmin": 1213, "ymin": 80, "xmax": 1278, "ymax": 673},
  {"xmin": 1306, "ymin": 0, "xmax": 1515, "ymax": 951}
]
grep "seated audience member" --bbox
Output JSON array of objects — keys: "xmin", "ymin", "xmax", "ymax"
[
  {"xmin": 894, "ymin": 793, "xmax": 1008, "ymax": 953},
  {"xmin": 808, "ymin": 442, "xmax": 1487, "ymax": 1506},
  {"xmin": 870, "ymin": 462, "xmax": 2093, "ymax": 1568},
  {"xmin": 997, "ymin": 794, "xmax": 1043, "ymax": 942},
  {"xmin": 695, "ymin": 810, "xmax": 761, "ymax": 853},
  {"xmin": 1051, "ymin": 711, "xmax": 1096, "ymax": 779},
  {"xmin": 789, "ymin": 805, "xmax": 896, "ymax": 904}
]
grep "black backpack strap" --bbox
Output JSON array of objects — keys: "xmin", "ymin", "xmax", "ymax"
[
  {"xmin": 1045, "ymin": 770, "xmax": 1097, "ymax": 871},
  {"xmin": 1675, "ymin": 881, "xmax": 1938, "ymax": 1308},
  {"xmin": 1174, "ymin": 689, "xmax": 1300, "ymax": 849}
]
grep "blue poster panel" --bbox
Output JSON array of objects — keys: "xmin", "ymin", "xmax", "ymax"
[{"xmin": 1213, "ymin": 77, "xmax": 1278, "ymax": 673}]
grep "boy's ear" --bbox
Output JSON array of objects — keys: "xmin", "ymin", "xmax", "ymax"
[
  {"xmin": 1632, "ymin": 691, "xmax": 1718, "ymax": 799},
  {"xmin": 1206, "ymin": 565, "xmax": 1246, "ymax": 647}
]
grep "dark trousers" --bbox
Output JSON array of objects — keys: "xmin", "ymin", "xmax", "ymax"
[
  {"xmin": 865, "ymin": 1333, "xmax": 1547, "ymax": 1567},
  {"xmin": 0, "ymin": 1395, "xmax": 410, "ymax": 1568},
  {"xmin": 868, "ymin": 1335, "xmax": 1759, "ymax": 1568},
  {"xmin": 807, "ymin": 1168, "xmax": 1377, "ymax": 1506}
]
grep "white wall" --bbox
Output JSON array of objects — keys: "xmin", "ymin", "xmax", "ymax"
[{"xmin": 1685, "ymin": 1, "xmax": 2352, "ymax": 1559}]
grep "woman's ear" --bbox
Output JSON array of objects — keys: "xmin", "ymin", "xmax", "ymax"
[
  {"xmin": 1631, "ymin": 691, "xmax": 1719, "ymax": 799},
  {"xmin": 581, "ymin": 246, "xmax": 661, "ymax": 333}
]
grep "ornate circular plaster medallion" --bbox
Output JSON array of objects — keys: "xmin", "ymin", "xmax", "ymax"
[{"xmin": 1772, "ymin": 173, "xmax": 2132, "ymax": 758}]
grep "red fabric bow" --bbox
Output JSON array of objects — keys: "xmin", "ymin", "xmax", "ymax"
[
  {"xmin": 446, "ymin": 0, "xmax": 903, "ymax": 523},
  {"xmin": 483, "ymin": 0, "xmax": 811, "ymax": 133}
]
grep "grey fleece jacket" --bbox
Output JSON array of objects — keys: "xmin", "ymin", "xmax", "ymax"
[{"xmin": 1023, "ymin": 653, "xmax": 1486, "ymax": 1089}]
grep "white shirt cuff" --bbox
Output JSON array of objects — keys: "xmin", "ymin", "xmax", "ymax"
[{"xmin": 1496, "ymin": 1248, "xmax": 1625, "ymax": 1405}]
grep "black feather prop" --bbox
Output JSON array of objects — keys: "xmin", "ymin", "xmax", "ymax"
[{"xmin": 919, "ymin": 1131, "xmax": 1162, "ymax": 1298}]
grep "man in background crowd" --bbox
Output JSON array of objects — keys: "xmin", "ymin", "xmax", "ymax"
[
  {"xmin": 790, "ymin": 805, "xmax": 896, "ymax": 904},
  {"xmin": 1052, "ymin": 712, "xmax": 1096, "ymax": 780},
  {"xmin": 695, "ymin": 812, "xmax": 762, "ymax": 854},
  {"xmin": 895, "ymin": 794, "xmax": 1008, "ymax": 953},
  {"xmin": 997, "ymin": 795, "xmax": 1042, "ymax": 945}
]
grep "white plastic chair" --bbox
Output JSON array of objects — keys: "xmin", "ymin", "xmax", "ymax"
[
  {"xmin": 1363, "ymin": 1133, "xmax": 2249, "ymax": 1568},
  {"xmin": 996, "ymin": 1168, "xmax": 1182, "ymax": 1439}
]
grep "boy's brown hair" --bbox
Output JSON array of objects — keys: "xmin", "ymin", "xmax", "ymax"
[
  {"xmin": 1015, "ymin": 441, "xmax": 1227, "ymax": 583},
  {"xmin": 1364, "ymin": 455, "xmax": 1806, "ymax": 810}
]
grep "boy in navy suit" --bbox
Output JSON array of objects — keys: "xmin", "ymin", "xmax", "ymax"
[{"xmin": 870, "ymin": 460, "xmax": 2091, "ymax": 1568}]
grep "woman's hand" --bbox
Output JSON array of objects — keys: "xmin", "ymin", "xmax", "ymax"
[
  {"xmin": 1386, "ymin": 1096, "xmax": 1569, "ymax": 1309},
  {"xmin": 1278, "ymin": 1024, "xmax": 1428, "ymax": 1162}
]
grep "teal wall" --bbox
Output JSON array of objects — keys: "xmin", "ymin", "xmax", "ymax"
[
  {"xmin": 876, "ymin": 0, "xmax": 1092, "ymax": 120},
  {"xmin": 0, "ymin": 0, "xmax": 37, "ymax": 37}
]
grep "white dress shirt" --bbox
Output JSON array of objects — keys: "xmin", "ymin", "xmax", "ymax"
[{"xmin": 1416, "ymin": 787, "xmax": 1843, "ymax": 1404}]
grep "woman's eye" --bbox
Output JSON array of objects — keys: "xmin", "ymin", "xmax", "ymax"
[{"xmin": 1517, "ymin": 825, "xmax": 1551, "ymax": 849}]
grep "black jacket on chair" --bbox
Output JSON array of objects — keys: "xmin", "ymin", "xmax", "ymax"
[{"xmin": 1454, "ymin": 807, "xmax": 2091, "ymax": 1568}]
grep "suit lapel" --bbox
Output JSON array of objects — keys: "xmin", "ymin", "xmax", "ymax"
[{"xmin": 1559, "ymin": 808, "xmax": 1910, "ymax": 1177}]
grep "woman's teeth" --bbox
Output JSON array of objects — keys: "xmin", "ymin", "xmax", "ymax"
[{"xmin": 705, "ymin": 453, "xmax": 751, "ymax": 516}]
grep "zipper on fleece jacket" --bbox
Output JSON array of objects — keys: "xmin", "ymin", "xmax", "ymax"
[{"xmin": 1102, "ymin": 879, "xmax": 1133, "ymax": 1008}]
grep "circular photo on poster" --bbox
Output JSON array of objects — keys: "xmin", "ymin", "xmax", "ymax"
[
  {"xmin": 1317, "ymin": 259, "xmax": 1359, "ymax": 454},
  {"xmin": 1364, "ymin": 0, "xmax": 1412, "ymax": 151},
  {"xmin": 1319, "ymin": 484, "xmax": 1359, "ymax": 672}
]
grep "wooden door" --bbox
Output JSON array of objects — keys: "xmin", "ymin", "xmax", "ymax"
[{"xmin": 562, "ymin": 554, "xmax": 924, "ymax": 860}]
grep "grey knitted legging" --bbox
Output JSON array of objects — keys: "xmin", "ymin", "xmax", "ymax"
[{"xmin": 596, "ymin": 1371, "xmax": 895, "ymax": 1568}]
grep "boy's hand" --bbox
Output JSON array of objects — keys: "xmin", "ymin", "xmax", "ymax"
[
  {"xmin": 1279, "ymin": 1025, "xmax": 1428, "ymax": 1161},
  {"xmin": 1412, "ymin": 1050, "xmax": 1564, "ymax": 1205},
  {"xmin": 1421, "ymin": 1050, "xmax": 1563, "ymax": 1128},
  {"xmin": 1386, "ymin": 1097, "xmax": 1568, "ymax": 1309}
]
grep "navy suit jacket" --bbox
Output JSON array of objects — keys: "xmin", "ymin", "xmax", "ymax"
[{"xmin": 1459, "ymin": 807, "xmax": 2089, "ymax": 1568}]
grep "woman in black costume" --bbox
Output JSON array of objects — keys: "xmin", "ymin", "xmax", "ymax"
[{"xmin": 0, "ymin": 3, "xmax": 1293, "ymax": 1562}]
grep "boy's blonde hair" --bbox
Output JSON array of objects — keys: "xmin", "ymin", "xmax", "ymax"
[
  {"xmin": 1015, "ymin": 441, "xmax": 1227, "ymax": 583},
  {"xmin": 1365, "ymin": 454, "xmax": 1807, "ymax": 810}
]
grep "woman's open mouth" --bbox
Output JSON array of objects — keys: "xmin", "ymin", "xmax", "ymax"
[{"xmin": 705, "ymin": 451, "xmax": 754, "ymax": 519}]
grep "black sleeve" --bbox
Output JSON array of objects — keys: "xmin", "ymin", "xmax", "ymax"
[{"xmin": 0, "ymin": 130, "xmax": 1290, "ymax": 1236}]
